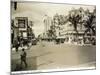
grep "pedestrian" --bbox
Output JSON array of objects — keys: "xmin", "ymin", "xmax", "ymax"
[
  {"xmin": 15, "ymin": 41, "xmax": 19, "ymax": 52},
  {"xmin": 20, "ymin": 39, "xmax": 24, "ymax": 47},
  {"xmin": 20, "ymin": 48, "xmax": 27, "ymax": 68}
]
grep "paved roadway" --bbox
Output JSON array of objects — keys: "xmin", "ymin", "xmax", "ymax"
[{"xmin": 11, "ymin": 41, "xmax": 96, "ymax": 71}]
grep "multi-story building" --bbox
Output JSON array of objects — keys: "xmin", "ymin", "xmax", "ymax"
[
  {"xmin": 51, "ymin": 11, "xmax": 96, "ymax": 45},
  {"xmin": 11, "ymin": 17, "xmax": 35, "ymax": 47},
  {"xmin": 43, "ymin": 15, "xmax": 52, "ymax": 39},
  {"xmin": 14, "ymin": 17, "xmax": 28, "ymax": 39}
]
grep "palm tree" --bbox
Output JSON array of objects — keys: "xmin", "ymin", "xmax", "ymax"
[
  {"xmin": 83, "ymin": 8, "xmax": 96, "ymax": 44},
  {"xmin": 83, "ymin": 9, "xmax": 96, "ymax": 36},
  {"xmin": 68, "ymin": 8, "xmax": 83, "ymax": 34}
]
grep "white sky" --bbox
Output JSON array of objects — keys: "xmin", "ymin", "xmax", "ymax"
[{"xmin": 12, "ymin": 2, "xmax": 95, "ymax": 37}]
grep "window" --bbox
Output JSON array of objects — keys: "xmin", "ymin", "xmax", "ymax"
[{"xmin": 18, "ymin": 19, "xmax": 25, "ymax": 28}]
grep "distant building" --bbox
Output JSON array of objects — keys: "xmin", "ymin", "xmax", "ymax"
[
  {"xmin": 53, "ymin": 19, "xmax": 95, "ymax": 45},
  {"xmin": 43, "ymin": 15, "xmax": 52, "ymax": 39}
]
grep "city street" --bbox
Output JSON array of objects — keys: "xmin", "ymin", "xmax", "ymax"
[{"xmin": 11, "ymin": 41, "xmax": 96, "ymax": 71}]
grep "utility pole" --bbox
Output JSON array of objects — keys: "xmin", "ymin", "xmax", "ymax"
[{"xmin": 14, "ymin": 2, "xmax": 17, "ymax": 10}]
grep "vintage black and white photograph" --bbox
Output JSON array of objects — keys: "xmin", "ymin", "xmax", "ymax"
[{"xmin": 11, "ymin": 1, "xmax": 96, "ymax": 73}]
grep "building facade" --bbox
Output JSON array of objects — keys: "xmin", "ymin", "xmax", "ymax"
[{"xmin": 11, "ymin": 17, "xmax": 35, "ymax": 47}]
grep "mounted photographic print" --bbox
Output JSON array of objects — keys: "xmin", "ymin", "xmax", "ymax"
[{"xmin": 11, "ymin": 1, "xmax": 96, "ymax": 74}]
